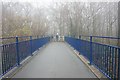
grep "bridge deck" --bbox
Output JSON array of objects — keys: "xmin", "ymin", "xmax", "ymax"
[{"xmin": 12, "ymin": 42, "xmax": 96, "ymax": 78}]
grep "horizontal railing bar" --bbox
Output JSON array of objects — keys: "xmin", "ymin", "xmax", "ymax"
[
  {"xmin": 79, "ymin": 38, "xmax": 119, "ymax": 48},
  {"xmin": 80, "ymin": 35, "xmax": 120, "ymax": 39},
  {"xmin": 0, "ymin": 36, "xmax": 48, "ymax": 40},
  {"xmin": 0, "ymin": 36, "xmax": 29, "ymax": 39},
  {"xmin": 92, "ymin": 41, "xmax": 120, "ymax": 49},
  {"xmin": 92, "ymin": 36, "xmax": 120, "ymax": 39},
  {"xmin": 0, "ymin": 37, "xmax": 16, "ymax": 39},
  {"xmin": 0, "ymin": 37, "xmax": 48, "ymax": 46}
]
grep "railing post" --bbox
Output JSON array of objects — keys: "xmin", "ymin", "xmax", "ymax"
[
  {"xmin": 0, "ymin": 45, "xmax": 2, "ymax": 76},
  {"xmin": 118, "ymin": 48, "xmax": 120, "ymax": 80},
  {"xmin": 90, "ymin": 36, "xmax": 93, "ymax": 65},
  {"xmin": 78, "ymin": 35, "xmax": 81, "ymax": 54},
  {"xmin": 79, "ymin": 35, "xmax": 81, "ymax": 39},
  {"xmin": 16, "ymin": 36, "xmax": 20, "ymax": 66},
  {"xmin": 30, "ymin": 36, "xmax": 33, "ymax": 56}
]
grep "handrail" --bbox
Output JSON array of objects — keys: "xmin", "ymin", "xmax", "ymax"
[
  {"xmin": 65, "ymin": 36, "xmax": 120, "ymax": 80},
  {"xmin": 79, "ymin": 35, "xmax": 120, "ymax": 39},
  {"xmin": 0, "ymin": 36, "xmax": 50, "ymax": 78}
]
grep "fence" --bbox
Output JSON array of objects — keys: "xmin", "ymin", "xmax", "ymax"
[
  {"xmin": 65, "ymin": 36, "xmax": 120, "ymax": 80},
  {"xmin": 0, "ymin": 36, "xmax": 50, "ymax": 77}
]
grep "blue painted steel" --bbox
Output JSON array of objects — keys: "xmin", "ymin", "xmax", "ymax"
[
  {"xmin": 118, "ymin": 48, "xmax": 120, "ymax": 80},
  {"xmin": 0, "ymin": 45, "xmax": 2, "ymax": 77},
  {"xmin": 18, "ymin": 40, "xmax": 31, "ymax": 62},
  {"xmin": 90, "ymin": 36, "xmax": 92, "ymax": 65},
  {"xmin": 30, "ymin": 36, "xmax": 33, "ymax": 56},
  {"xmin": 65, "ymin": 36, "xmax": 120, "ymax": 80},
  {"xmin": 0, "ymin": 36, "xmax": 50, "ymax": 78},
  {"xmin": 2, "ymin": 43, "xmax": 17, "ymax": 75},
  {"xmin": 16, "ymin": 36, "xmax": 20, "ymax": 66},
  {"xmin": 80, "ymin": 35, "xmax": 120, "ymax": 39}
]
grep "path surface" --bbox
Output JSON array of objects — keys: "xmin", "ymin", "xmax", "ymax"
[{"xmin": 13, "ymin": 42, "xmax": 96, "ymax": 78}]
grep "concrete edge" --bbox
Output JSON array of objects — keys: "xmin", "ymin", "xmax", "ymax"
[
  {"xmin": 1, "ymin": 42, "xmax": 50, "ymax": 79},
  {"xmin": 64, "ymin": 42, "xmax": 107, "ymax": 79}
]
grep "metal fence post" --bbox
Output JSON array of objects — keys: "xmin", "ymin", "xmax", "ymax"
[
  {"xmin": 0, "ymin": 46, "xmax": 2, "ymax": 76},
  {"xmin": 90, "ymin": 36, "xmax": 93, "ymax": 65},
  {"xmin": 16, "ymin": 36, "xmax": 20, "ymax": 66},
  {"xmin": 118, "ymin": 48, "xmax": 120, "ymax": 80},
  {"xmin": 30, "ymin": 36, "xmax": 33, "ymax": 56},
  {"xmin": 79, "ymin": 35, "xmax": 81, "ymax": 39},
  {"xmin": 78, "ymin": 35, "xmax": 81, "ymax": 55}
]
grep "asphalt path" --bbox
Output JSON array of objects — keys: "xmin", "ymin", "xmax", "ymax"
[{"xmin": 13, "ymin": 42, "xmax": 96, "ymax": 78}]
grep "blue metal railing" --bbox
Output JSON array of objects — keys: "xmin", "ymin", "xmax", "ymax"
[
  {"xmin": 65, "ymin": 36, "xmax": 120, "ymax": 80},
  {"xmin": 0, "ymin": 36, "xmax": 50, "ymax": 77}
]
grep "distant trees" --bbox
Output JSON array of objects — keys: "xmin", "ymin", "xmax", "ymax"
[
  {"xmin": 48, "ymin": 2, "xmax": 118, "ymax": 45},
  {"xmin": 48, "ymin": 2, "xmax": 118, "ymax": 38},
  {"xmin": 0, "ymin": 2, "xmax": 1, "ymax": 38},
  {"xmin": 2, "ymin": 2, "xmax": 50, "ymax": 37},
  {"xmin": 1, "ymin": 1, "xmax": 119, "ymax": 45}
]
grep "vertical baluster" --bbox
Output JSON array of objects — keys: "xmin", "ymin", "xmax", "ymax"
[
  {"xmin": 111, "ymin": 47, "xmax": 113, "ymax": 79},
  {"xmin": 90, "ymin": 36, "xmax": 93, "ymax": 65},
  {"xmin": 30, "ymin": 36, "xmax": 33, "ymax": 56},
  {"xmin": 16, "ymin": 36, "xmax": 20, "ymax": 66},
  {"xmin": 118, "ymin": 48, "xmax": 120, "ymax": 80}
]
